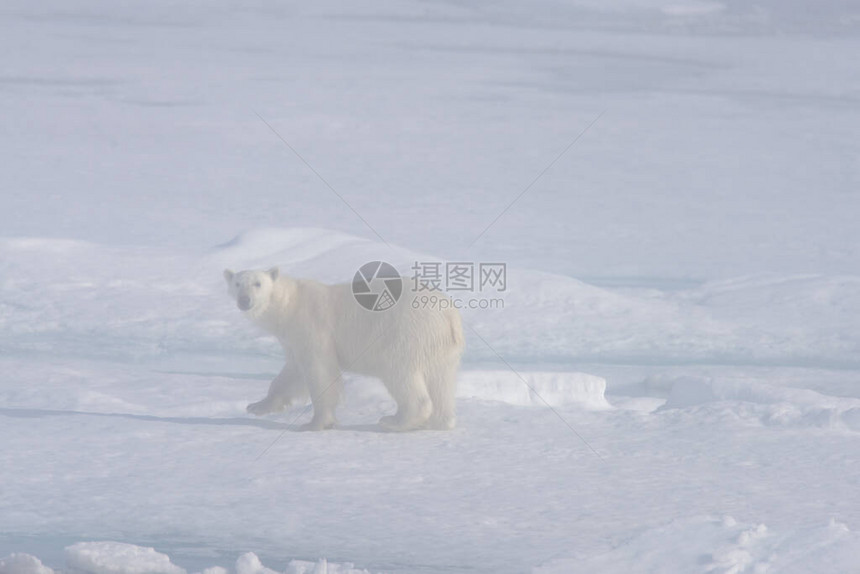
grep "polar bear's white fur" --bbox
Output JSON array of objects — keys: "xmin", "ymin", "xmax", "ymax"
[{"xmin": 224, "ymin": 267, "xmax": 464, "ymax": 431}]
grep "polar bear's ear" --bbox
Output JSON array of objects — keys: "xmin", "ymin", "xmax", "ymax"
[
  {"xmin": 268, "ymin": 267, "xmax": 279, "ymax": 281},
  {"xmin": 223, "ymin": 269, "xmax": 235, "ymax": 284}
]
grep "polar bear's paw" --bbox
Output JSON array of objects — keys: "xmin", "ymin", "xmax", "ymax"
[
  {"xmin": 427, "ymin": 415, "xmax": 456, "ymax": 431},
  {"xmin": 377, "ymin": 414, "xmax": 399, "ymax": 430},
  {"xmin": 378, "ymin": 414, "xmax": 429, "ymax": 432},
  {"xmin": 246, "ymin": 397, "xmax": 286, "ymax": 416},
  {"xmin": 298, "ymin": 415, "xmax": 336, "ymax": 431}
]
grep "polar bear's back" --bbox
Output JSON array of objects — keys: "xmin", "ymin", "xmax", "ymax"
[{"xmin": 328, "ymin": 283, "xmax": 464, "ymax": 378}]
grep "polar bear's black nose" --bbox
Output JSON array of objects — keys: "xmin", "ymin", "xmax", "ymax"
[{"xmin": 238, "ymin": 295, "xmax": 252, "ymax": 310}]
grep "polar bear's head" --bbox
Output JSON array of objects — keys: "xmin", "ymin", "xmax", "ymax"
[{"xmin": 223, "ymin": 267, "xmax": 279, "ymax": 317}]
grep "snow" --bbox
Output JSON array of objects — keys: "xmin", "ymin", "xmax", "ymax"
[
  {"xmin": 0, "ymin": 554, "xmax": 54, "ymax": 574},
  {"xmin": 458, "ymin": 370, "xmax": 611, "ymax": 410},
  {"xmin": 0, "ymin": 546, "xmax": 366, "ymax": 574},
  {"xmin": 536, "ymin": 517, "xmax": 860, "ymax": 573},
  {"xmin": 660, "ymin": 375, "xmax": 860, "ymax": 430},
  {"xmin": 1, "ymin": 0, "xmax": 859, "ymax": 572},
  {"xmin": 64, "ymin": 543, "xmax": 185, "ymax": 574}
]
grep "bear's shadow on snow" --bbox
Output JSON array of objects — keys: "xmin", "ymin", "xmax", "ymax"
[
  {"xmin": 0, "ymin": 407, "xmax": 391, "ymax": 433},
  {"xmin": 0, "ymin": 407, "xmax": 287, "ymax": 429}
]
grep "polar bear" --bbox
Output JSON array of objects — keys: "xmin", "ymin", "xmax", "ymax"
[{"xmin": 224, "ymin": 267, "xmax": 464, "ymax": 431}]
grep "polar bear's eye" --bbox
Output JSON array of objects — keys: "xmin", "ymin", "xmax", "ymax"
[{"xmin": 254, "ymin": 282, "xmax": 262, "ymax": 288}]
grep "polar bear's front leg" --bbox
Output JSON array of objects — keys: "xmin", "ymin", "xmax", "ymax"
[
  {"xmin": 298, "ymin": 353, "xmax": 342, "ymax": 431},
  {"xmin": 247, "ymin": 362, "xmax": 308, "ymax": 416}
]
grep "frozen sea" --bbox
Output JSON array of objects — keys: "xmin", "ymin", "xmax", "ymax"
[{"xmin": 1, "ymin": 0, "xmax": 859, "ymax": 572}]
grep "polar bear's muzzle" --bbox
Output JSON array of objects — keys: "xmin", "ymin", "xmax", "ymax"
[{"xmin": 238, "ymin": 295, "xmax": 252, "ymax": 311}]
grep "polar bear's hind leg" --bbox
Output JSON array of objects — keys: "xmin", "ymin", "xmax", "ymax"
[
  {"xmin": 425, "ymin": 360, "xmax": 458, "ymax": 430},
  {"xmin": 379, "ymin": 372, "xmax": 433, "ymax": 431}
]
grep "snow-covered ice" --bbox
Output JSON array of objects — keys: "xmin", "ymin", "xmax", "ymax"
[
  {"xmin": 1, "ymin": 0, "xmax": 859, "ymax": 572},
  {"xmin": 0, "ymin": 553, "xmax": 54, "ymax": 574},
  {"xmin": 0, "ymin": 546, "xmax": 366, "ymax": 574},
  {"xmin": 64, "ymin": 543, "xmax": 185, "ymax": 574},
  {"xmin": 535, "ymin": 517, "xmax": 860, "ymax": 573}
]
